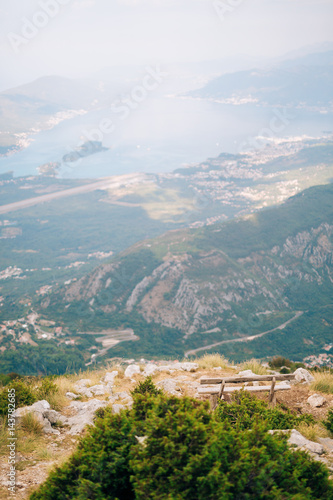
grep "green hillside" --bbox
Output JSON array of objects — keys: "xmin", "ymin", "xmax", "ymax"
[{"xmin": 23, "ymin": 182, "xmax": 332, "ymax": 372}]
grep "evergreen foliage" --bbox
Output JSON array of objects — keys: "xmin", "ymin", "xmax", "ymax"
[
  {"xmin": 30, "ymin": 384, "xmax": 332, "ymax": 500},
  {"xmin": 325, "ymin": 409, "xmax": 333, "ymax": 433},
  {"xmin": 36, "ymin": 378, "xmax": 59, "ymax": 400},
  {"xmin": 0, "ymin": 379, "xmax": 36, "ymax": 416},
  {"xmin": 215, "ymin": 390, "xmax": 315, "ymax": 431}
]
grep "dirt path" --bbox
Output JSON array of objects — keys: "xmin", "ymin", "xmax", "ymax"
[{"xmin": 184, "ymin": 311, "xmax": 304, "ymax": 358}]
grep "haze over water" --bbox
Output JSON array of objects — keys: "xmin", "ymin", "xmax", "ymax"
[{"xmin": 1, "ymin": 94, "xmax": 332, "ymax": 179}]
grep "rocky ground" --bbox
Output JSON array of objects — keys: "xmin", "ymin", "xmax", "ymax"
[{"xmin": 0, "ymin": 361, "xmax": 332, "ymax": 499}]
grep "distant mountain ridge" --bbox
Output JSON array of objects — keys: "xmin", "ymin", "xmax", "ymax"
[
  {"xmin": 43, "ymin": 182, "xmax": 333, "ymax": 363},
  {"xmin": 188, "ymin": 50, "xmax": 333, "ymax": 108},
  {"xmin": 0, "ymin": 76, "xmax": 103, "ymax": 155}
]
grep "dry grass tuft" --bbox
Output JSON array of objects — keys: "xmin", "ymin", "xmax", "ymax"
[
  {"xmin": 35, "ymin": 447, "xmax": 55, "ymax": 461},
  {"xmin": 0, "ymin": 419, "xmax": 7, "ymax": 455},
  {"xmin": 296, "ymin": 422, "xmax": 331, "ymax": 442},
  {"xmin": 238, "ymin": 359, "xmax": 268, "ymax": 375},
  {"xmin": 53, "ymin": 375, "xmax": 76, "ymax": 394},
  {"xmin": 20, "ymin": 412, "xmax": 44, "ymax": 435},
  {"xmin": 47, "ymin": 391, "xmax": 70, "ymax": 412},
  {"xmin": 195, "ymin": 353, "xmax": 230, "ymax": 370},
  {"xmin": 310, "ymin": 371, "xmax": 333, "ymax": 394},
  {"xmin": 16, "ymin": 431, "xmax": 44, "ymax": 454},
  {"xmin": 111, "ymin": 365, "xmax": 125, "ymax": 380},
  {"xmin": 32, "ymin": 376, "xmax": 74, "ymax": 411}
]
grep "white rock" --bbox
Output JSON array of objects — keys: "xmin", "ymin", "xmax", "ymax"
[
  {"xmin": 294, "ymin": 368, "xmax": 314, "ymax": 384},
  {"xmin": 124, "ymin": 364, "xmax": 141, "ymax": 378},
  {"xmin": 13, "ymin": 400, "xmax": 59, "ymax": 435},
  {"xmin": 158, "ymin": 362, "xmax": 198, "ymax": 373},
  {"xmin": 143, "ymin": 364, "xmax": 159, "ymax": 376},
  {"xmin": 74, "ymin": 379, "xmax": 92, "ymax": 389},
  {"xmin": 289, "ymin": 429, "xmax": 324, "ymax": 454},
  {"xmin": 74, "ymin": 379, "xmax": 94, "ymax": 397},
  {"xmin": 43, "ymin": 409, "xmax": 66, "ymax": 425},
  {"xmin": 318, "ymin": 437, "xmax": 333, "ymax": 453},
  {"xmin": 111, "ymin": 392, "xmax": 132, "ymax": 406},
  {"xmin": 174, "ymin": 362, "xmax": 199, "ymax": 372},
  {"xmin": 89, "ymin": 384, "xmax": 107, "ymax": 396},
  {"xmin": 112, "ymin": 404, "xmax": 125, "ymax": 414},
  {"xmin": 67, "ymin": 399, "xmax": 108, "ymax": 435},
  {"xmin": 116, "ymin": 391, "xmax": 131, "ymax": 400},
  {"xmin": 108, "ymin": 394, "xmax": 119, "ymax": 403},
  {"xmin": 307, "ymin": 394, "xmax": 326, "ymax": 408},
  {"xmin": 158, "ymin": 366, "xmax": 174, "ymax": 373},
  {"xmin": 238, "ymin": 370, "xmax": 256, "ymax": 377},
  {"xmin": 124, "ymin": 397, "xmax": 133, "ymax": 409},
  {"xmin": 281, "ymin": 380, "xmax": 291, "ymax": 387},
  {"xmin": 270, "ymin": 429, "xmax": 324, "ymax": 455},
  {"xmin": 103, "ymin": 371, "xmax": 118, "ymax": 385},
  {"xmin": 157, "ymin": 379, "xmax": 181, "ymax": 396},
  {"xmin": 66, "ymin": 392, "xmax": 80, "ymax": 400},
  {"xmin": 30, "ymin": 400, "xmax": 50, "ymax": 412},
  {"xmin": 78, "ymin": 388, "xmax": 93, "ymax": 398}
]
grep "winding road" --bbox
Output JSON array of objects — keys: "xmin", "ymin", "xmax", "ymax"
[{"xmin": 184, "ymin": 311, "xmax": 304, "ymax": 358}]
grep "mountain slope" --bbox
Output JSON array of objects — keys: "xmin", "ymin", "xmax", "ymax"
[
  {"xmin": 0, "ymin": 76, "xmax": 101, "ymax": 154},
  {"xmin": 42, "ymin": 183, "xmax": 333, "ymax": 363},
  {"xmin": 189, "ymin": 51, "xmax": 333, "ymax": 108}
]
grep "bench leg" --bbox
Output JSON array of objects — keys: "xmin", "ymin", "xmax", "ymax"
[
  {"xmin": 222, "ymin": 394, "xmax": 231, "ymax": 403},
  {"xmin": 219, "ymin": 381, "xmax": 225, "ymax": 400},
  {"xmin": 209, "ymin": 394, "xmax": 218, "ymax": 410},
  {"xmin": 269, "ymin": 377, "xmax": 276, "ymax": 406},
  {"xmin": 269, "ymin": 393, "xmax": 277, "ymax": 407}
]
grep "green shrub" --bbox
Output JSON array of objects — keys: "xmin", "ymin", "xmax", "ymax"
[
  {"xmin": 131, "ymin": 412, "xmax": 330, "ymax": 500},
  {"xmin": 280, "ymin": 366, "xmax": 291, "ymax": 374},
  {"xmin": 269, "ymin": 357, "xmax": 305, "ymax": 372},
  {"xmin": 325, "ymin": 409, "xmax": 333, "ymax": 433},
  {"xmin": 30, "ymin": 383, "xmax": 332, "ymax": 500},
  {"xmin": 269, "ymin": 356, "xmax": 292, "ymax": 369},
  {"xmin": 131, "ymin": 376, "xmax": 161, "ymax": 397},
  {"xmin": 0, "ymin": 372, "xmax": 21, "ymax": 386},
  {"xmin": 36, "ymin": 378, "xmax": 58, "ymax": 400},
  {"xmin": 215, "ymin": 390, "xmax": 314, "ymax": 431},
  {"xmin": 131, "ymin": 376, "xmax": 161, "ymax": 426},
  {"xmin": 0, "ymin": 379, "xmax": 36, "ymax": 416},
  {"xmin": 30, "ymin": 408, "xmax": 136, "ymax": 500}
]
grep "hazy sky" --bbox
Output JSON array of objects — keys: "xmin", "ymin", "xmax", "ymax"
[{"xmin": 0, "ymin": 0, "xmax": 333, "ymax": 89}]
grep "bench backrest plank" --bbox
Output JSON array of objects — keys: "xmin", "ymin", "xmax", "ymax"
[
  {"xmin": 198, "ymin": 384, "xmax": 291, "ymax": 395},
  {"xmin": 200, "ymin": 374, "xmax": 295, "ymax": 385}
]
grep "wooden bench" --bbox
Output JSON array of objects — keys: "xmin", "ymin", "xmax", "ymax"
[{"xmin": 198, "ymin": 373, "xmax": 295, "ymax": 408}]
